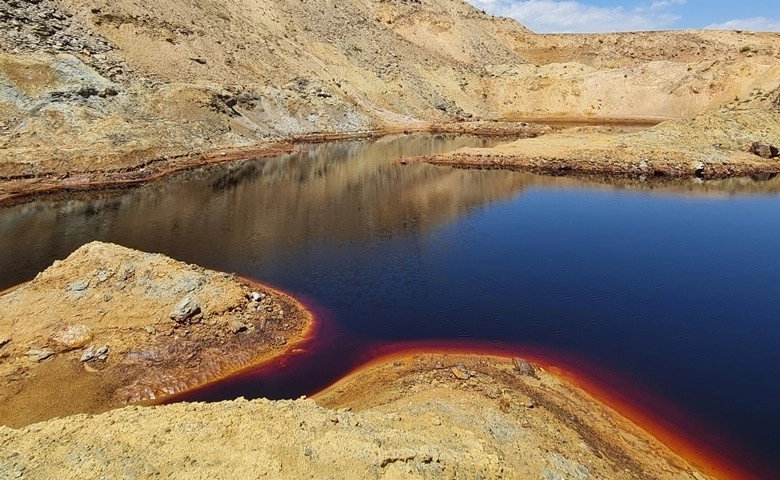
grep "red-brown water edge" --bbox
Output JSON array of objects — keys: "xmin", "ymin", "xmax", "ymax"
[
  {"xmin": 3, "ymin": 135, "xmax": 780, "ymax": 479},
  {"xmin": 168, "ymin": 292, "xmax": 770, "ymax": 480}
]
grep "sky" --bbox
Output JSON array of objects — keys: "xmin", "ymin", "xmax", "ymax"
[{"xmin": 466, "ymin": 0, "xmax": 780, "ymax": 33}]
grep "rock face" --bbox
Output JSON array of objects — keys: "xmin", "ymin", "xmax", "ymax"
[{"xmin": 0, "ymin": 0, "xmax": 113, "ymax": 56}]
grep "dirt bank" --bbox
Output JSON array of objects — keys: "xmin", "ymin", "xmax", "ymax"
[
  {"xmin": 408, "ymin": 107, "xmax": 780, "ymax": 179},
  {"xmin": 0, "ymin": 352, "xmax": 725, "ymax": 480},
  {"xmin": 0, "ymin": 241, "xmax": 312, "ymax": 427},
  {"xmin": 0, "ymin": 121, "xmax": 548, "ymax": 205}
]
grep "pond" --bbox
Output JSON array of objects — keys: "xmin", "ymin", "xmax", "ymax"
[{"xmin": 1, "ymin": 135, "xmax": 779, "ymax": 478}]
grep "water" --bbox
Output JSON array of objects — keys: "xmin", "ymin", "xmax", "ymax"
[{"xmin": 2, "ymin": 135, "xmax": 780, "ymax": 477}]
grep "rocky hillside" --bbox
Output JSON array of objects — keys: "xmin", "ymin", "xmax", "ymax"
[{"xmin": 1, "ymin": 0, "xmax": 779, "ymax": 185}]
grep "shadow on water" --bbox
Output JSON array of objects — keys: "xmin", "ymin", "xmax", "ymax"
[{"xmin": 2, "ymin": 133, "xmax": 780, "ymax": 478}]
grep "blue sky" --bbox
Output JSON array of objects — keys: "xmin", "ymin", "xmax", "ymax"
[{"xmin": 466, "ymin": 0, "xmax": 780, "ymax": 33}]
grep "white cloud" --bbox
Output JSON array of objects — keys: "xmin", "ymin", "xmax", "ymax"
[
  {"xmin": 467, "ymin": 0, "xmax": 685, "ymax": 33},
  {"xmin": 705, "ymin": 17, "xmax": 780, "ymax": 32},
  {"xmin": 648, "ymin": 0, "xmax": 685, "ymax": 10}
]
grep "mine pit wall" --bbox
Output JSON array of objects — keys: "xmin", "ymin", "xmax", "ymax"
[{"xmin": 2, "ymin": 0, "xmax": 780, "ymax": 177}]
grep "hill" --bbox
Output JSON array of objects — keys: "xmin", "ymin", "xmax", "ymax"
[{"xmin": 1, "ymin": 0, "xmax": 779, "ymax": 199}]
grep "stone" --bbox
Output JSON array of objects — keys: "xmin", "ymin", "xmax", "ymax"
[
  {"xmin": 693, "ymin": 161, "xmax": 705, "ymax": 178},
  {"xmin": 0, "ymin": 338, "xmax": 10, "ymax": 348},
  {"xmin": 513, "ymin": 357, "xmax": 539, "ymax": 379},
  {"xmin": 98, "ymin": 87, "xmax": 118, "ymax": 98},
  {"xmin": 65, "ymin": 281, "xmax": 88, "ymax": 292},
  {"xmin": 27, "ymin": 349, "xmax": 54, "ymax": 362},
  {"xmin": 170, "ymin": 295, "xmax": 201, "ymax": 323},
  {"xmin": 51, "ymin": 324, "xmax": 93, "ymax": 350},
  {"xmin": 451, "ymin": 365, "xmax": 470, "ymax": 380},
  {"xmin": 228, "ymin": 319, "xmax": 248, "ymax": 334},
  {"xmin": 95, "ymin": 269, "xmax": 109, "ymax": 282},
  {"xmin": 250, "ymin": 291, "xmax": 262, "ymax": 302},
  {"xmin": 749, "ymin": 142, "xmax": 779, "ymax": 159},
  {"xmin": 80, "ymin": 345, "xmax": 108, "ymax": 362}
]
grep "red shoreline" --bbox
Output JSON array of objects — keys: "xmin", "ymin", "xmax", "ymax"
[
  {"xmin": 167, "ymin": 279, "xmax": 772, "ymax": 480},
  {"xmin": 7, "ymin": 274, "xmax": 772, "ymax": 479},
  {"xmin": 327, "ymin": 339, "xmax": 769, "ymax": 480}
]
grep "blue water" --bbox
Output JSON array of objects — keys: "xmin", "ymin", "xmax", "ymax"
[{"xmin": 1, "ymin": 135, "xmax": 779, "ymax": 475}]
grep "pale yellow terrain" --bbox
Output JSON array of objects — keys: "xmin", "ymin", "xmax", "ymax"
[
  {"xmin": 1, "ymin": 1, "xmax": 779, "ymax": 478},
  {"xmin": 0, "ymin": 242, "xmax": 312, "ymax": 427},
  {"xmin": 1, "ymin": 0, "xmax": 779, "ymax": 199}
]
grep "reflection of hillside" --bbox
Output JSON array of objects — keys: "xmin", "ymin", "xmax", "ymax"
[
  {"xmin": 4, "ymin": 135, "xmax": 780, "ymax": 289},
  {"xmin": 0, "ymin": 136, "xmax": 531, "ymax": 287}
]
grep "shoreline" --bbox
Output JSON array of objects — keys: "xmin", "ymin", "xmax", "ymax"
[
  {"xmin": 407, "ymin": 151, "xmax": 780, "ymax": 180},
  {"xmin": 4, "ymin": 109, "xmax": 777, "ymax": 207},
  {"xmin": 1, "ymin": 244, "xmax": 774, "ymax": 478},
  {"xmin": 0, "ymin": 242, "xmax": 315, "ymax": 427},
  {"xmin": 1, "ymin": 119, "xmax": 663, "ymax": 207},
  {"xmin": 312, "ymin": 342, "xmax": 765, "ymax": 480}
]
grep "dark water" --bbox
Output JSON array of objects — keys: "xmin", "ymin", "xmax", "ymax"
[{"xmin": 2, "ymin": 135, "xmax": 780, "ymax": 477}]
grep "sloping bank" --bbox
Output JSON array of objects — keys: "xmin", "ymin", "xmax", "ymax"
[
  {"xmin": 407, "ymin": 108, "xmax": 780, "ymax": 180},
  {"xmin": 0, "ymin": 242, "xmax": 752, "ymax": 479},
  {"xmin": 0, "ymin": 241, "xmax": 313, "ymax": 426}
]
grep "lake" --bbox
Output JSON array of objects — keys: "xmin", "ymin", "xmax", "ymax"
[{"xmin": 1, "ymin": 134, "xmax": 779, "ymax": 478}]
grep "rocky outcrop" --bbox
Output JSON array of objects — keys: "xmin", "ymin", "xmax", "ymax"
[
  {"xmin": 0, "ymin": 0, "xmax": 112, "ymax": 56},
  {"xmin": 0, "ymin": 241, "xmax": 312, "ymax": 426}
]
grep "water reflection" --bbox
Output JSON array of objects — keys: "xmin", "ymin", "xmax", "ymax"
[
  {"xmin": 0, "ymin": 135, "xmax": 532, "ymax": 288},
  {"xmin": 5, "ymin": 135, "xmax": 780, "ymax": 290},
  {"xmin": 2, "ymin": 134, "xmax": 780, "ymax": 477}
]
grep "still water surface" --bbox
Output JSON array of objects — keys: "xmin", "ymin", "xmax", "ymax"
[{"xmin": 1, "ymin": 135, "xmax": 779, "ymax": 476}]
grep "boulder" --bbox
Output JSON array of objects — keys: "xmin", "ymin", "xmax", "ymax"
[
  {"xmin": 27, "ymin": 349, "xmax": 54, "ymax": 362},
  {"xmin": 80, "ymin": 345, "xmax": 109, "ymax": 362}
]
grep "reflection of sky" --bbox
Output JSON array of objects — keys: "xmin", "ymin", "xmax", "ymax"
[{"xmin": 467, "ymin": 0, "xmax": 780, "ymax": 33}]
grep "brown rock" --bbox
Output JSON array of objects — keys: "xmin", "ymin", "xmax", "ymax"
[
  {"xmin": 513, "ymin": 357, "xmax": 539, "ymax": 379},
  {"xmin": 228, "ymin": 319, "xmax": 248, "ymax": 334},
  {"xmin": 749, "ymin": 141, "xmax": 779, "ymax": 159}
]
